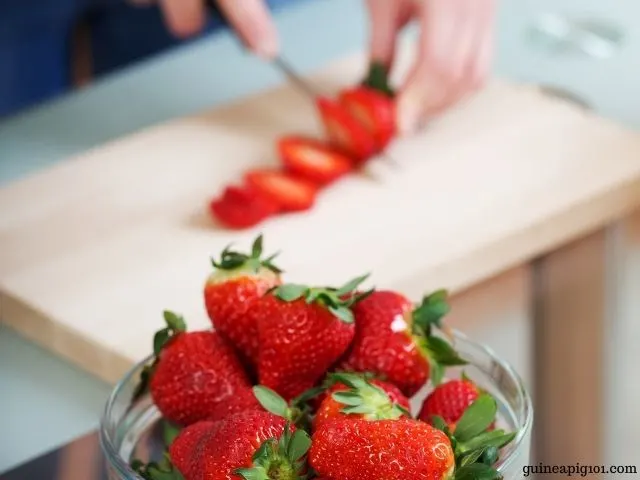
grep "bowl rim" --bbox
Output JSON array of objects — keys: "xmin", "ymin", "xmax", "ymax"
[{"xmin": 99, "ymin": 329, "xmax": 533, "ymax": 478}]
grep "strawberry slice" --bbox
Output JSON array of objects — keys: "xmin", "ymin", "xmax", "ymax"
[
  {"xmin": 209, "ymin": 185, "xmax": 278, "ymax": 229},
  {"xmin": 278, "ymin": 136, "xmax": 354, "ymax": 185},
  {"xmin": 245, "ymin": 169, "xmax": 317, "ymax": 212},
  {"xmin": 316, "ymin": 97, "xmax": 377, "ymax": 163},
  {"xmin": 339, "ymin": 87, "xmax": 396, "ymax": 151}
]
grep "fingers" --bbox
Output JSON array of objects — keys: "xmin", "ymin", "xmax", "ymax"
[
  {"xmin": 365, "ymin": 0, "xmax": 405, "ymax": 67},
  {"xmin": 159, "ymin": 0, "xmax": 206, "ymax": 38},
  {"xmin": 396, "ymin": 0, "xmax": 496, "ymax": 134},
  {"xmin": 216, "ymin": 0, "xmax": 279, "ymax": 59}
]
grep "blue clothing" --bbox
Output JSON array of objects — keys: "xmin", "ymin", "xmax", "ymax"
[{"xmin": 0, "ymin": 0, "xmax": 304, "ymax": 118}]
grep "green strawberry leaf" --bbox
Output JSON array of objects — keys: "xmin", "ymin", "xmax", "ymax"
[
  {"xmin": 334, "ymin": 274, "xmax": 370, "ymax": 296},
  {"xmin": 253, "ymin": 386, "xmax": 290, "ymax": 418},
  {"xmin": 331, "ymin": 391, "xmax": 364, "ymax": 406},
  {"xmin": 162, "ymin": 421, "xmax": 181, "ymax": 448},
  {"xmin": 235, "ymin": 468, "xmax": 270, "ymax": 480},
  {"xmin": 424, "ymin": 336, "xmax": 468, "ymax": 366},
  {"xmin": 163, "ymin": 311, "xmax": 186, "ymax": 332},
  {"xmin": 458, "ymin": 430, "xmax": 516, "ymax": 454},
  {"xmin": 430, "ymin": 415, "xmax": 450, "ymax": 434},
  {"xmin": 362, "ymin": 61, "xmax": 395, "ymax": 97},
  {"xmin": 291, "ymin": 386, "xmax": 324, "ymax": 407},
  {"xmin": 153, "ymin": 329, "xmax": 170, "ymax": 357},
  {"xmin": 251, "ymin": 234, "xmax": 263, "ymax": 258},
  {"xmin": 273, "ymin": 284, "xmax": 309, "ymax": 302},
  {"xmin": 453, "ymin": 394, "xmax": 497, "ymax": 442},
  {"xmin": 481, "ymin": 446, "xmax": 500, "ymax": 466},
  {"xmin": 430, "ymin": 362, "xmax": 446, "ymax": 387},
  {"xmin": 286, "ymin": 430, "xmax": 312, "ymax": 462},
  {"xmin": 328, "ymin": 305, "xmax": 354, "ymax": 324},
  {"xmin": 455, "ymin": 463, "xmax": 503, "ymax": 480},
  {"xmin": 211, "ymin": 235, "xmax": 282, "ymax": 274},
  {"xmin": 459, "ymin": 448, "xmax": 487, "ymax": 467}
]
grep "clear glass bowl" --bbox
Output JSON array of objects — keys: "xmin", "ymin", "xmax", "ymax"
[{"xmin": 99, "ymin": 330, "xmax": 533, "ymax": 480}]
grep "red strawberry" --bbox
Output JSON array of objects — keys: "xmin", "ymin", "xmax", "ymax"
[
  {"xmin": 277, "ymin": 135, "xmax": 354, "ymax": 185},
  {"xmin": 209, "ymin": 185, "xmax": 279, "ymax": 229},
  {"xmin": 134, "ymin": 311, "xmax": 259, "ymax": 426},
  {"xmin": 340, "ymin": 289, "xmax": 467, "ymax": 396},
  {"xmin": 247, "ymin": 275, "xmax": 371, "ymax": 401},
  {"xmin": 313, "ymin": 372, "xmax": 410, "ymax": 430},
  {"xmin": 419, "ymin": 376, "xmax": 491, "ymax": 432},
  {"xmin": 316, "ymin": 96, "xmax": 377, "ymax": 162},
  {"xmin": 169, "ymin": 409, "xmax": 311, "ymax": 480},
  {"xmin": 245, "ymin": 168, "xmax": 317, "ymax": 212},
  {"xmin": 310, "ymin": 417, "xmax": 455, "ymax": 480},
  {"xmin": 339, "ymin": 87, "xmax": 396, "ymax": 151},
  {"xmin": 204, "ymin": 235, "xmax": 282, "ymax": 367}
]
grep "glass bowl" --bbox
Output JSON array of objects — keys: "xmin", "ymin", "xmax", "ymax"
[{"xmin": 99, "ymin": 330, "xmax": 533, "ymax": 480}]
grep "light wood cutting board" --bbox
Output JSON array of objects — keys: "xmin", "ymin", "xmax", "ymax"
[{"xmin": 2, "ymin": 43, "xmax": 640, "ymax": 383}]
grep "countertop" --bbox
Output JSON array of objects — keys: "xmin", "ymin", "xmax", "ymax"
[{"xmin": 1, "ymin": 0, "xmax": 639, "ymax": 473}]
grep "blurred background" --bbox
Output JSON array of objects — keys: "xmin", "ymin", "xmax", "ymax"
[{"xmin": 1, "ymin": 0, "xmax": 639, "ymax": 477}]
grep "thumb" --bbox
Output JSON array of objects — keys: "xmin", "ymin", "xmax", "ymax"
[
  {"xmin": 366, "ymin": 0, "xmax": 405, "ymax": 67},
  {"xmin": 216, "ymin": 0, "xmax": 279, "ymax": 59}
]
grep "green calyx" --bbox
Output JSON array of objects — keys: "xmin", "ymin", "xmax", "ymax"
[
  {"xmin": 253, "ymin": 385, "xmax": 320, "ymax": 432},
  {"xmin": 431, "ymin": 394, "xmax": 517, "ymax": 480},
  {"xmin": 270, "ymin": 274, "xmax": 373, "ymax": 324},
  {"xmin": 410, "ymin": 290, "xmax": 468, "ymax": 385},
  {"xmin": 235, "ymin": 426, "xmax": 312, "ymax": 480},
  {"xmin": 211, "ymin": 234, "xmax": 282, "ymax": 275},
  {"xmin": 328, "ymin": 372, "xmax": 410, "ymax": 421},
  {"xmin": 362, "ymin": 61, "xmax": 395, "ymax": 97},
  {"xmin": 131, "ymin": 453, "xmax": 184, "ymax": 480},
  {"xmin": 133, "ymin": 310, "xmax": 187, "ymax": 401}
]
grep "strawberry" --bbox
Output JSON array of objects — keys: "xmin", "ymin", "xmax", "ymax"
[
  {"xmin": 277, "ymin": 135, "xmax": 354, "ymax": 185},
  {"xmin": 339, "ymin": 87, "xmax": 396, "ymax": 151},
  {"xmin": 134, "ymin": 311, "xmax": 259, "ymax": 426},
  {"xmin": 419, "ymin": 375, "xmax": 487, "ymax": 432},
  {"xmin": 245, "ymin": 168, "xmax": 317, "ymax": 212},
  {"xmin": 310, "ymin": 417, "xmax": 455, "ymax": 480},
  {"xmin": 313, "ymin": 372, "xmax": 410, "ymax": 430},
  {"xmin": 204, "ymin": 235, "xmax": 282, "ymax": 366},
  {"xmin": 169, "ymin": 409, "xmax": 312, "ymax": 480},
  {"xmin": 340, "ymin": 289, "xmax": 467, "ymax": 396},
  {"xmin": 247, "ymin": 274, "xmax": 371, "ymax": 401},
  {"xmin": 316, "ymin": 96, "xmax": 377, "ymax": 162},
  {"xmin": 210, "ymin": 185, "xmax": 279, "ymax": 229}
]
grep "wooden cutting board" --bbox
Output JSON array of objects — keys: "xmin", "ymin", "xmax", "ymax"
[{"xmin": 2, "ymin": 43, "xmax": 640, "ymax": 384}]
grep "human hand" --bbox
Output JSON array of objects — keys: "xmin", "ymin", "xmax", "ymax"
[
  {"xmin": 366, "ymin": 0, "xmax": 497, "ymax": 134},
  {"xmin": 129, "ymin": 0, "xmax": 279, "ymax": 58}
]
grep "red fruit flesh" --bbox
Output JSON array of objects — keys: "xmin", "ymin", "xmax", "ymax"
[
  {"xmin": 340, "ymin": 290, "xmax": 430, "ymax": 396},
  {"xmin": 170, "ymin": 410, "xmax": 287, "ymax": 480},
  {"xmin": 419, "ymin": 378, "xmax": 482, "ymax": 431},
  {"xmin": 314, "ymin": 378, "xmax": 410, "ymax": 430},
  {"xmin": 310, "ymin": 418, "xmax": 455, "ymax": 480},
  {"xmin": 278, "ymin": 135, "xmax": 354, "ymax": 185},
  {"xmin": 316, "ymin": 96, "xmax": 377, "ymax": 162},
  {"xmin": 209, "ymin": 185, "xmax": 278, "ymax": 229},
  {"xmin": 339, "ymin": 87, "xmax": 396, "ymax": 150},
  {"xmin": 245, "ymin": 168, "xmax": 317, "ymax": 212},
  {"xmin": 150, "ymin": 331, "xmax": 259, "ymax": 426},
  {"xmin": 251, "ymin": 295, "xmax": 356, "ymax": 401}
]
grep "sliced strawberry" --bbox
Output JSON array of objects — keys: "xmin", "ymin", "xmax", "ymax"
[
  {"xmin": 209, "ymin": 185, "xmax": 278, "ymax": 229},
  {"xmin": 339, "ymin": 87, "xmax": 396, "ymax": 150},
  {"xmin": 315, "ymin": 96, "xmax": 377, "ymax": 163},
  {"xmin": 278, "ymin": 136, "xmax": 354, "ymax": 185},
  {"xmin": 245, "ymin": 169, "xmax": 317, "ymax": 212}
]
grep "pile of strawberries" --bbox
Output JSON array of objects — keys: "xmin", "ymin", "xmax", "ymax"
[
  {"xmin": 131, "ymin": 236, "xmax": 518, "ymax": 480},
  {"xmin": 210, "ymin": 63, "xmax": 397, "ymax": 230}
]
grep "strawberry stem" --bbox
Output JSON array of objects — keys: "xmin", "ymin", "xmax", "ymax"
[
  {"xmin": 362, "ymin": 61, "xmax": 395, "ymax": 97},
  {"xmin": 270, "ymin": 274, "xmax": 372, "ymax": 324},
  {"xmin": 211, "ymin": 234, "xmax": 282, "ymax": 274},
  {"xmin": 131, "ymin": 452, "xmax": 184, "ymax": 480}
]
